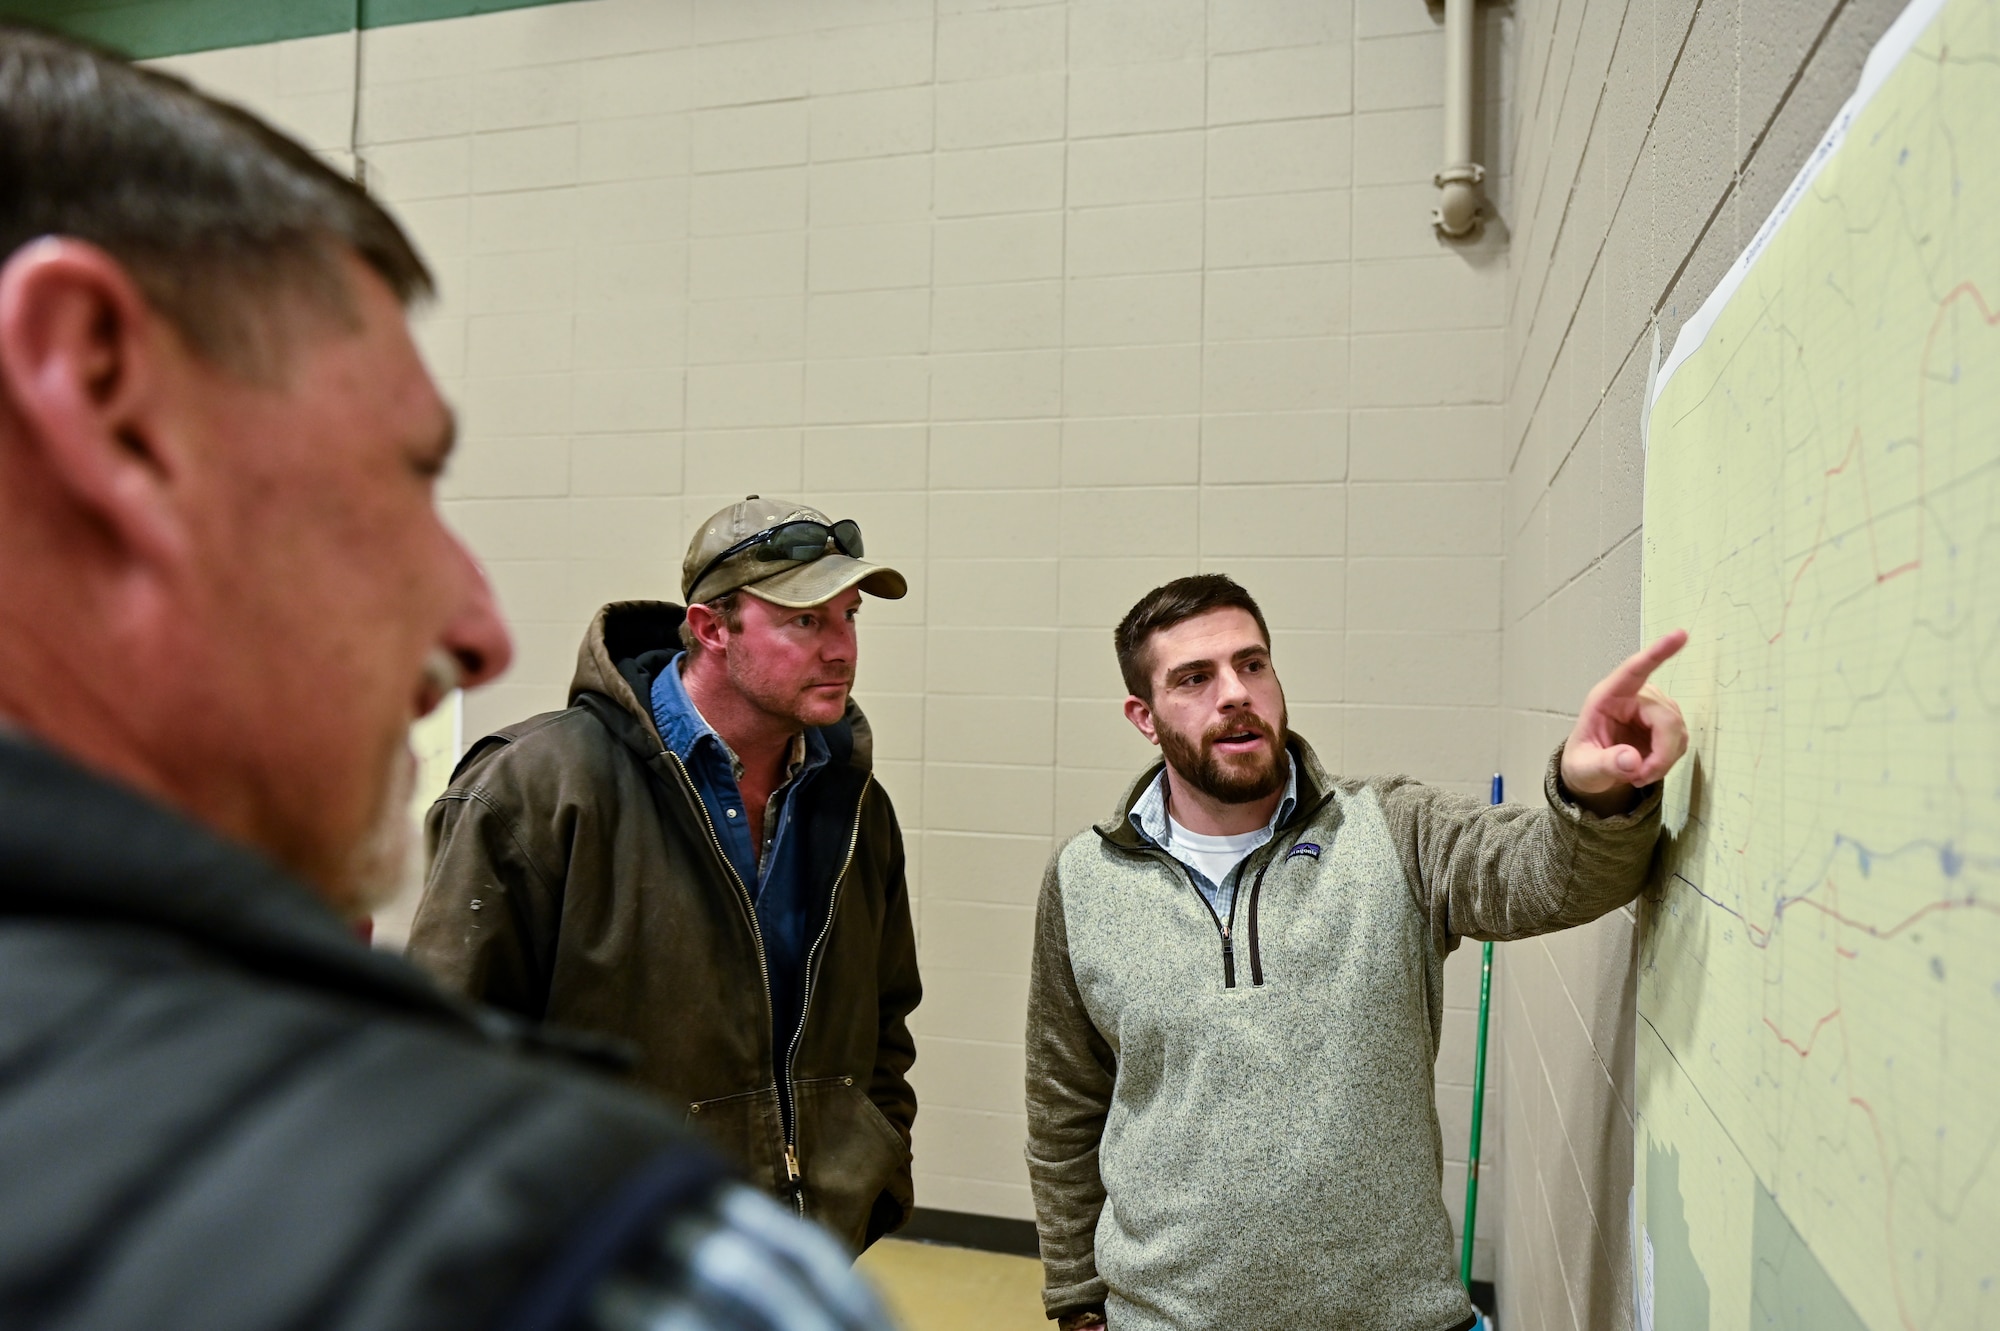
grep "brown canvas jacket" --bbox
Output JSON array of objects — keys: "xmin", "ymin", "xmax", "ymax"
[{"xmin": 407, "ymin": 601, "xmax": 920, "ymax": 1253}]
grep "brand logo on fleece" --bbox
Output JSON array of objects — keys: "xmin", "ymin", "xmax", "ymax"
[{"xmin": 1285, "ymin": 842, "xmax": 1321, "ymax": 861}]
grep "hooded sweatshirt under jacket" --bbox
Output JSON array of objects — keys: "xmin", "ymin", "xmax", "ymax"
[{"xmin": 1025, "ymin": 735, "xmax": 1662, "ymax": 1331}]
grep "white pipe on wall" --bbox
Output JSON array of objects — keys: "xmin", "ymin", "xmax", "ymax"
[{"xmin": 1433, "ymin": 0, "xmax": 1485, "ymax": 239}]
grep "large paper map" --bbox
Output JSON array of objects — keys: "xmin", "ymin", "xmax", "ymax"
[{"xmin": 1637, "ymin": 1, "xmax": 2000, "ymax": 1327}]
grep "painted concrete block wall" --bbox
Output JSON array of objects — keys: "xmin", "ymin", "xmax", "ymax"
[
  {"xmin": 119, "ymin": 0, "xmax": 1949, "ymax": 1307},
  {"xmin": 148, "ymin": 0, "xmax": 1508, "ymax": 1261},
  {"xmin": 1493, "ymin": 0, "xmax": 1910, "ymax": 1326}
]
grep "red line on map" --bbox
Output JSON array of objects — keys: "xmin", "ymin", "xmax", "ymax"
[
  {"xmin": 1759, "ymin": 272, "xmax": 1985, "ymax": 645},
  {"xmin": 1768, "ymin": 429, "xmax": 1878, "ymax": 645},
  {"xmin": 1690, "ymin": 853, "xmax": 1990, "ymax": 1329},
  {"xmin": 1763, "ymin": 1006, "xmax": 1842, "ymax": 1057},
  {"xmin": 1758, "ymin": 279, "xmax": 1999, "ymax": 640},
  {"xmin": 1731, "ymin": 279, "xmax": 1999, "ymax": 861},
  {"xmin": 1850, "ymin": 1094, "xmax": 1920, "ymax": 1331},
  {"xmin": 1785, "ymin": 884, "xmax": 2000, "ymax": 939},
  {"xmin": 1672, "ymin": 279, "xmax": 2000, "ymax": 1323},
  {"xmin": 1686, "ymin": 874, "xmax": 2000, "ymax": 948},
  {"xmin": 1856, "ymin": 433, "xmax": 1920, "ymax": 583}
]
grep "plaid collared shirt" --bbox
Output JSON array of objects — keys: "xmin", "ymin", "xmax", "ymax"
[{"xmin": 1127, "ymin": 761, "xmax": 1298, "ymax": 921}]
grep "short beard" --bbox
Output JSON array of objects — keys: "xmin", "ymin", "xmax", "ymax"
[
  {"xmin": 332, "ymin": 744, "xmax": 420, "ymax": 918},
  {"xmin": 1157, "ymin": 707, "xmax": 1291, "ymax": 805}
]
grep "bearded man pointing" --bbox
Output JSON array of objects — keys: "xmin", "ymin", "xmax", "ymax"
[{"xmin": 1025, "ymin": 574, "xmax": 1687, "ymax": 1331}]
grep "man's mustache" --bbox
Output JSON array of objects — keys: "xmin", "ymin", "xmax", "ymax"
[{"xmin": 1202, "ymin": 713, "xmax": 1277, "ymax": 747}]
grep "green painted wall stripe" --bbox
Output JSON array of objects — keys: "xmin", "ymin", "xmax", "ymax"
[
  {"xmin": 362, "ymin": 0, "xmax": 575, "ymax": 31},
  {"xmin": 0, "ymin": 1, "xmax": 354, "ymax": 57},
  {"xmin": 0, "ymin": 0, "xmax": 581, "ymax": 61}
]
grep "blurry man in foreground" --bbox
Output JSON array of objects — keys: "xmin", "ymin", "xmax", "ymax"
[{"xmin": 0, "ymin": 25, "xmax": 885, "ymax": 1330}]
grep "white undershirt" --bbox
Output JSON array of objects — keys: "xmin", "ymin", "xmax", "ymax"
[{"xmin": 1163, "ymin": 816, "xmax": 1273, "ymax": 891}]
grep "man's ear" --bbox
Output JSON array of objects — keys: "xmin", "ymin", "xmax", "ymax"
[
  {"xmin": 1123, "ymin": 694, "xmax": 1160, "ymax": 746},
  {"xmin": 0, "ymin": 239, "xmax": 189, "ymax": 568},
  {"xmin": 684, "ymin": 601, "xmax": 731, "ymax": 657}
]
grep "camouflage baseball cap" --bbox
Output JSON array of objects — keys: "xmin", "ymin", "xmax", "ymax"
[{"xmin": 681, "ymin": 495, "xmax": 908, "ymax": 608}]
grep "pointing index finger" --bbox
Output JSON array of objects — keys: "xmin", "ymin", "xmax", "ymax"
[{"xmin": 1598, "ymin": 628, "xmax": 1689, "ymax": 698}]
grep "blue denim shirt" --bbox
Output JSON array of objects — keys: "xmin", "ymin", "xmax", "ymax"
[{"xmin": 651, "ymin": 654, "xmax": 832, "ymax": 1054}]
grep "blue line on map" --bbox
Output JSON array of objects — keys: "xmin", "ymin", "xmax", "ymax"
[
  {"xmin": 1670, "ymin": 829, "xmax": 1991, "ymax": 951},
  {"xmin": 1830, "ymin": 833, "xmax": 1965, "ymax": 878}
]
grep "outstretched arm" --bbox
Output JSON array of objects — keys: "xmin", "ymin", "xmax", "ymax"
[{"xmin": 1386, "ymin": 632, "xmax": 1690, "ymax": 947}]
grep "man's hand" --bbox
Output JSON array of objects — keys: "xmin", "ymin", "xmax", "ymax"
[{"xmin": 1560, "ymin": 630, "xmax": 1690, "ymax": 817}]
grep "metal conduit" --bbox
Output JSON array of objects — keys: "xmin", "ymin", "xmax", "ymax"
[{"xmin": 1433, "ymin": 0, "xmax": 1486, "ymax": 239}]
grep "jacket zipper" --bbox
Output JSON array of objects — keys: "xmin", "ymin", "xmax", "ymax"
[
  {"xmin": 1174, "ymin": 862, "xmax": 1237, "ymax": 989},
  {"xmin": 670, "ymin": 750, "xmax": 871, "ymax": 1215},
  {"xmin": 779, "ymin": 772, "xmax": 871, "ymax": 1214},
  {"xmin": 1172, "ymin": 852, "xmax": 1276, "ymax": 989},
  {"xmin": 662, "ymin": 754, "xmax": 781, "ymax": 1162},
  {"xmin": 1244, "ymin": 860, "xmax": 1271, "ymax": 987},
  {"xmin": 1103, "ymin": 780, "xmax": 1337, "ymax": 993}
]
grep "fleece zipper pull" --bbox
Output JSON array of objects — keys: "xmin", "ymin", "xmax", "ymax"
[
  {"xmin": 1172, "ymin": 862, "xmax": 1240, "ymax": 989},
  {"xmin": 1245, "ymin": 861, "xmax": 1270, "ymax": 987},
  {"xmin": 784, "ymin": 1143, "xmax": 801, "ymax": 1184}
]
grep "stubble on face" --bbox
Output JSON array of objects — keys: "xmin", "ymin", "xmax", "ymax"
[
  {"xmin": 1156, "ymin": 703, "xmax": 1291, "ymax": 805},
  {"xmin": 727, "ymin": 647, "xmax": 853, "ymax": 730},
  {"xmin": 718, "ymin": 592, "xmax": 858, "ymax": 732}
]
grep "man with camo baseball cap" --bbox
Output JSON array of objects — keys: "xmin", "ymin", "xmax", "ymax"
[
  {"xmin": 412, "ymin": 495, "xmax": 922, "ymax": 1253},
  {"xmin": 682, "ymin": 494, "xmax": 907, "ymax": 607}
]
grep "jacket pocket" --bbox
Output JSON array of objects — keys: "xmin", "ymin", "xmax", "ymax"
[
  {"xmin": 684, "ymin": 1086, "xmax": 786, "ymax": 1195},
  {"xmin": 790, "ymin": 1076, "xmax": 911, "ymax": 1252}
]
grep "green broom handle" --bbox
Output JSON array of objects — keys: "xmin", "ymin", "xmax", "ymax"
[{"xmin": 1460, "ymin": 772, "xmax": 1501, "ymax": 1291}]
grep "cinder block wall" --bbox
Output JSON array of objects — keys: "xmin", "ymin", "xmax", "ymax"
[
  {"xmin": 1493, "ymin": 1, "xmax": 1908, "ymax": 1326},
  {"xmin": 152, "ymin": 0, "xmax": 1512, "ymax": 1247},
  {"xmin": 108, "ymin": 0, "xmax": 1942, "ymax": 1306},
  {"xmin": 144, "ymin": 0, "xmax": 1511, "ymax": 1259}
]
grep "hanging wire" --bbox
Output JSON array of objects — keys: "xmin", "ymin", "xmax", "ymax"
[{"xmin": 347, "ymin": 0, "xmax": 365, "ymax": 185}]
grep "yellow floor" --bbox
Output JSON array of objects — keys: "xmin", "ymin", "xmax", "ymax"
[{"xmin": 856, "ymin": 1238, "xmax": 1047, "ymax": 1330}]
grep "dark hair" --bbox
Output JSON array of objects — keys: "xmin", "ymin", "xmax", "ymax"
[
  {"xmin": 0, "ymin": 23, "xmax": 431, "ymax": 373},
  {"xmin": 1114, "ymin": 574, "xmax": 1271, "ymax": 700}
]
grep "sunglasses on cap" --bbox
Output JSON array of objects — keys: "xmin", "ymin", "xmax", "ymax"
[{"xmin": 689, "ymin": 518, "xmax": 864, "ymax": 601}]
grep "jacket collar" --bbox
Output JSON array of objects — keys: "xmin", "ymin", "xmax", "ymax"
[
  {"xmin": 649, "ymin": 649, "xmax": 829, "ymax": 779},
  {"xmin": 0, "ymin": 732, "xmax": 475, "ymax": 1026},
  {"xmin": 1127, "ymin": 759, "xmax": 1299, "ymax": 853},
  {"xmin": 1096, "ymin": 731, "xmax": 1337, "ymax": 852},
  {"xmin": 571, "ymin": 599, "xmax": 685, "ymax": 724}
]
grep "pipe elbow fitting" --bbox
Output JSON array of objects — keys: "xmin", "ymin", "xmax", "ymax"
[{"xmin": 1433, "ymin": 165, "xmax": 1486, "ymax": 239}]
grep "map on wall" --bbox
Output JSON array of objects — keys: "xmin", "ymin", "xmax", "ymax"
[{"xmin": 1637, "ymin": 0, "xmax": 2000, "ymax": 1328}]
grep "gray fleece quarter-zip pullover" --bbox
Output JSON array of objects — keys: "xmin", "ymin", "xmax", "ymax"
[{"xmin": 1024, "ymin": 735, "xmax": 1662, "ymax": 1331}]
